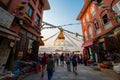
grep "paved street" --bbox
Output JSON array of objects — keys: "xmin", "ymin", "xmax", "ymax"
[{"xmin": 22, "ymin": 64, "xmax": 117, "ymax": 80}]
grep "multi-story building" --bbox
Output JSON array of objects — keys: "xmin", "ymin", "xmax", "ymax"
[
  {"xmin": 0, "ymin": 0, "xmax": 50, "ymax": 72},
  {"xmin": 77, "ymin": 0, "xmax": 120, "ymax": 62}
]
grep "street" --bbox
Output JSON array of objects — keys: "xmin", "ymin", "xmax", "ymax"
[{"xmin": 22, "ymin": 64, "xmax": 116, "ymax": 80}]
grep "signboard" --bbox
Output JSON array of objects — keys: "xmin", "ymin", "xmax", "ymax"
[{"xmin": 0, "ymin": 7, "xmax": 14, "ymax": 28}]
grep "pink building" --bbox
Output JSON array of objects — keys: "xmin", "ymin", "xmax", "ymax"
[
  {"xmin": 77, "ymin": 0, "xmax": 120, "ymax": 62},
  {"xmin": 0, "ymin": 0, "xmax": 50, "ymax": 72}
]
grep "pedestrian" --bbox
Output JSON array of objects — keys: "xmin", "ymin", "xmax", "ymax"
[
  {"xmin": 72, "ymin": 53, "xmax": 78, "ymax": 75},
  {"xmin": 47, "ymin": 54, "xmax": 54, "ymax": 80},
  {"xmin": 55, "ymin": 53, "xmax": 60, "ymax": 66},
  {"xmin": 41, "ymin": 53, "xmax": 48, "ymax": 78},
  {"xmin": 60, "ymin": 53, "xmax": 64, "ymax": 66},
  {"xmin": 66, "ymin": 53, "xmax": 71, "ymax": 71},
  {"xmin": 83, "ymin": 54, "xmax": 88, "ymax": 66}
]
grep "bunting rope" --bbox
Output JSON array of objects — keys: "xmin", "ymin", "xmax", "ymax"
[
  {"xmin": 64, "ymin": 32, "xmax": 83, "ymax": 42},
  {"xmin": 43, "ymin": 32, "xmax": 59, "ymax": 41},
  {"xmin": 57, "ymin": 23, "xmax": 80, "ymax": 27},
  {"xmin": 62, "ymin": 28, "xmax": 83, "ymax": 37},
  {"xmin": 64, "ymin": 33, "xmax": 78, "ymax": 47}
]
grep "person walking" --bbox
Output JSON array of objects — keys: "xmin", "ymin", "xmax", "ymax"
[
  {"xmin": 66, "ymin": 53, "xmax": 71, "ymax": 71},
  {"xmin": 60, "ymin": 53, "xmax": 64, "ymax": 66},
  {"xmin": 56, "ymin": 53, "xmax": 60, "ymax": 66},
  {"xmin": 47, "ymin": 54, "xmax": 54, "ymax": 80},
  {"xmin": 72, "ymin": 53, "xmax": 78, "ymax": 75},
  {"xmin": 41, "ymin": 53, "xmax": 48, "ymax": 78},
  {"xmin": 83, "ymin": 54, "xmax": 88, "ymax": 66}
]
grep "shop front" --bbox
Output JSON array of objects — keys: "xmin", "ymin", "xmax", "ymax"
[
  {"xmin": 114, "ymin": 26, "xmax": 120, "ymax": 53},
  {"xmin": 82, "ymin": 39, "xmax": 95, "ymax": 62},
  {"xmin": 0, "ymin": 27, "xmax": 19, "ymax": 80},
  {"xmin": 0, "ymin": 7, "xmax": 19, "ymax": 73}
]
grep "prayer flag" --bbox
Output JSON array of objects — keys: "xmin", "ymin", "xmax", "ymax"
[
  {"xmin": 23, "ymin": 14, "xmax": 29, "ymax": 18},
  {"xmin": 18, "ymin": 12, "xmax": 24, "ymax": 16},
  {"xmin": 18, "ymin": 4, "xmax": 24, "ymax": 7},
  {"xmin": 21, "ymin": 1, "xmax": 27, "ymax": 4}
]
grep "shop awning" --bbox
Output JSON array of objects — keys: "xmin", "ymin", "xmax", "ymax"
[
  {"xmin": 82, "ymin": 40, "xmax": 94, "ymax": 48},
  {"xmin": 0, "ymin": 27, "xmax": 19, "ymax": 40},
  {"xmin": 39, "ymin": 38, "xmax": 44, "ymax": 46}
]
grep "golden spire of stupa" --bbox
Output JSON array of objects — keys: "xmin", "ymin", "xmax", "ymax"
[{"xmin": 57, "ymin": 28, "xmax": 65, "ymax": 39}]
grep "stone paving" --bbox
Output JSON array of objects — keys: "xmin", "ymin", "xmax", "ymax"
[{"xmin": 22, "ymin": 64, "xmax": 117, "ymax": 80}]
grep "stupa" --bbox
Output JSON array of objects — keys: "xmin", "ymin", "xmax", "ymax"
[{"xmin": 51, "ymin": 28, "xmax": 73, "ymax": 53}]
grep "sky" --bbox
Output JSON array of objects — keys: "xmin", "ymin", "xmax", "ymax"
[{"xmin": 41, "ymin": 0, "xmax": 84, "ymax": 48}]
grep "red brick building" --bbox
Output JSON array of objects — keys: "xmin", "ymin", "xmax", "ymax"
[
  {"xmin": 0, "ymin": 0, "xmax": 50, "ymax": 72},
  {"xmin": 77, "ymin": 0, "xmax": 120, "ymax": 62}
]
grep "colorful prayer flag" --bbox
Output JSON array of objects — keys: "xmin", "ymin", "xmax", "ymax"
[
  {"xmin": 21, "ymin": 1, "xmax": 27, "ymax": 4},
  {"xmin": 18, "ymin": 4, "xmax": 24, "ymax": 7},
  {"xmin": 18, "ymin": 12, "xmax": 24, "ymax": 16},
  {"xmin": 23, "ymin": 14, "xmax": 29, "ymax": 19}
]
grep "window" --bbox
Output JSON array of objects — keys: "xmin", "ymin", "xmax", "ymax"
[
  {"xmin": 94, "ymin": 20, "xmax": 101, "ymax": 34},
  {"xmin": 88, "ymin": 26, "xmax": 93, "ymax": 38},
  {"xmin": 112, "ymin": 1, "xmax": 120, "ymax": 22},
  {"xmin": 35, "ymin": 15, "xmax": 41, "ymax": 25},
  {"xmin": 102, "ymin": 14, "xmax": 112, "ymax": 29},
  {"xmin": 26, "ymin": 4, "xmax": 33, "ymax": 18},
  {"xmin": 94, "ymin": 20, "xmax": 99, "ymax": 30},
  {"xmin": 82, "ymin": 19, "xmax": 86, "ymax": 26},
  {"xmin": 90, "ymin": 5, "xmax": 96, "ymax": 16},
  {"xmin": 113, "ymin": 5, "xmax": 120, "ymax": 13},
  {"xmin": 102, "ymin": 14, "xmax": 109, "ymax": 25},
  {"xmin": 84, "ymin": 31, "xmax": 88, "ymax": 41},
  {"xmin": 86, "ymin": 13, "xmax": 90, "ymax": 22}
]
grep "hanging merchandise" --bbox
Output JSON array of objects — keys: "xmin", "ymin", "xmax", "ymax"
[
  {"xmin": 23, "ymin": 13, "xmax": 29, "ymax": 19},
  {"xmin": 14, "ymin": 0, "xmax": 29, "ymax": 17},
  {"xmin": 18, "ymin": 11, "xmax": 24, "ymax": 16}
]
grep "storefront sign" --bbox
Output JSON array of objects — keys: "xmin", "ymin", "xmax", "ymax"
[{"xmin": 0, "ymin": 7, "xmax": 14, "ymax": 28}]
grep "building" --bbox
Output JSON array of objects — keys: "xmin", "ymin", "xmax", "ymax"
[
  {"xmin": 0, "ymin": 0, "xmax": 50, "ymax": 72},
  {"xmin": 77, "ymin": 0, "xmax": 120, "ymax": 62}
]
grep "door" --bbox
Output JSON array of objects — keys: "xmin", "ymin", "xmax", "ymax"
[{"xmin": 0, "ymin": 37, "xmax": 11, "ymax": 72}]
